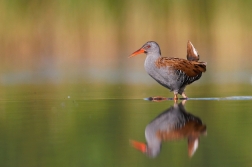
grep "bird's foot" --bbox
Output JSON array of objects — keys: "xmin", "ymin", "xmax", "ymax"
[{"xmin": 150, "ymin": 96, "xmax": 167, "ymax": 102}]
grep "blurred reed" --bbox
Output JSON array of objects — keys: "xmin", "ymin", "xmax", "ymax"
[{"xmin": 0, "ymin": 0, "xmax": 252, "ymax": 84}]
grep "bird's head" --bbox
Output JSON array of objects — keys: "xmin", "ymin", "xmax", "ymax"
[{"xmin": 129, "ymin": 41, "xmax": 161, "ymax": 58}]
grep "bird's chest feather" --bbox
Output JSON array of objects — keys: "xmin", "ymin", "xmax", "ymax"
[
  {"xmin": 144, "ymin": 57, "xmax": 175, "ymax": 79},
  {"xmin": 144, "ymin": 57, "xmax": 177, "ymax": 89}
]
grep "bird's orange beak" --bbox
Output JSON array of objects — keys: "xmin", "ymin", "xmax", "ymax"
[
  {"xmin": 130, "ymin": 140, "xmax": 147, "ymax": 153},
  {"xmin": 128, "ymin": 48, "xmax": 145, "ymax": 58}
]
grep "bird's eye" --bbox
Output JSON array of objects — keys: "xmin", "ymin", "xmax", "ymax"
[{"xmin": 144, "ymin": 45, "xmax": 151, "ymax": 49}]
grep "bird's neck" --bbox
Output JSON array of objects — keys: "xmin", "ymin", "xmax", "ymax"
[
  {"xmin": 146, "ymin": 52, "xmax": 161, "ymax": 60},
  {"xmin": 145, "ymin": 132, "xmax": 161, "ymax": 157},
  {"xmin": 144, "ymin": 53, "xmax": 161, "ymax": 71}
]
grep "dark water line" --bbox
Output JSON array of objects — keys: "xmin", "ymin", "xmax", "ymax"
[{"xmin": 144, "ymin": 96, "xmax": 252, "ymax": 101}]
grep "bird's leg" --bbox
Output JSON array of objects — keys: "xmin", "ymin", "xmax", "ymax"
[
  {"xmin": 182, "ymin": 92, "xmax": 188, "ymax": 99},
  {"xmin": 174, "ymin": 93, "xmax": 178, "ymax": 103},
  {"xmin": 181, "ymin": 92, "xmax": 188, "ymax": 105}
]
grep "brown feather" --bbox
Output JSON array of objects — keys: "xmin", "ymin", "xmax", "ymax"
[
  {"xmin": 187, "ymin": 41, "xmax": 200, "ymax": 61},
  {"xmin": 156, "ymin": 121, "xmax": 206, "ymax": 141},
  {"xmin": 155, "ymin": 57, "xmax": 206, "ymax": 77}
]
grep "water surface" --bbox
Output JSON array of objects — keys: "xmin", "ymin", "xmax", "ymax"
[{"xmin": 0, "ymin": 83, "xmax": 251, "ymax": 167}]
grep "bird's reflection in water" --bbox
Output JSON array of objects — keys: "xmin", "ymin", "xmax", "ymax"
[{"xmin": 130, "ymin": 101, "xmax": 207, "ymax": 158}]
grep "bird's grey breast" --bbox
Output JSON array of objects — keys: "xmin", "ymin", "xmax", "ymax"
[
  {"xmin": 144, "ymin": 56, "xmax": 178, "ymax": 90},
  {"xmin": 144, "ymin": 56, "xmax": 169, "ymax": 79}
]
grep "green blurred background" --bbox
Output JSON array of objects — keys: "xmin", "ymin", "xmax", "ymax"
[
  {"xmin": 0, "ymin": 0, "xmax": 252, "ymax": 84},
  {"xmin": 1, "ymin": 1, "xmax": 252, "ymax": 166}
]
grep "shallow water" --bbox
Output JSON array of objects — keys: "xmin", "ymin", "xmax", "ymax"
[{"xmin": 0, "ymin": 83, "xmax": 252, "ymax": 167}]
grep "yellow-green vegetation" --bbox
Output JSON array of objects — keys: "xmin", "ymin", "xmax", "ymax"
[{"xmin": 0, "ymin": 0, "xmax": 252, "ymax": 83}]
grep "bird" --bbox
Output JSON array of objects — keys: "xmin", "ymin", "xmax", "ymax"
[
  {"xmin": 130, "ymin": 102, "xmax": 207, "ymax": 158},
  {"xmin": 129, "ymin": 41, "xmax": 207, "ymax": 100}
]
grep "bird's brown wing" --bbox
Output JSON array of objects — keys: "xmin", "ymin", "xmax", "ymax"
[{"xmin": 155, "ymin": 57, "xmax": 206, "ymax": 77}]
